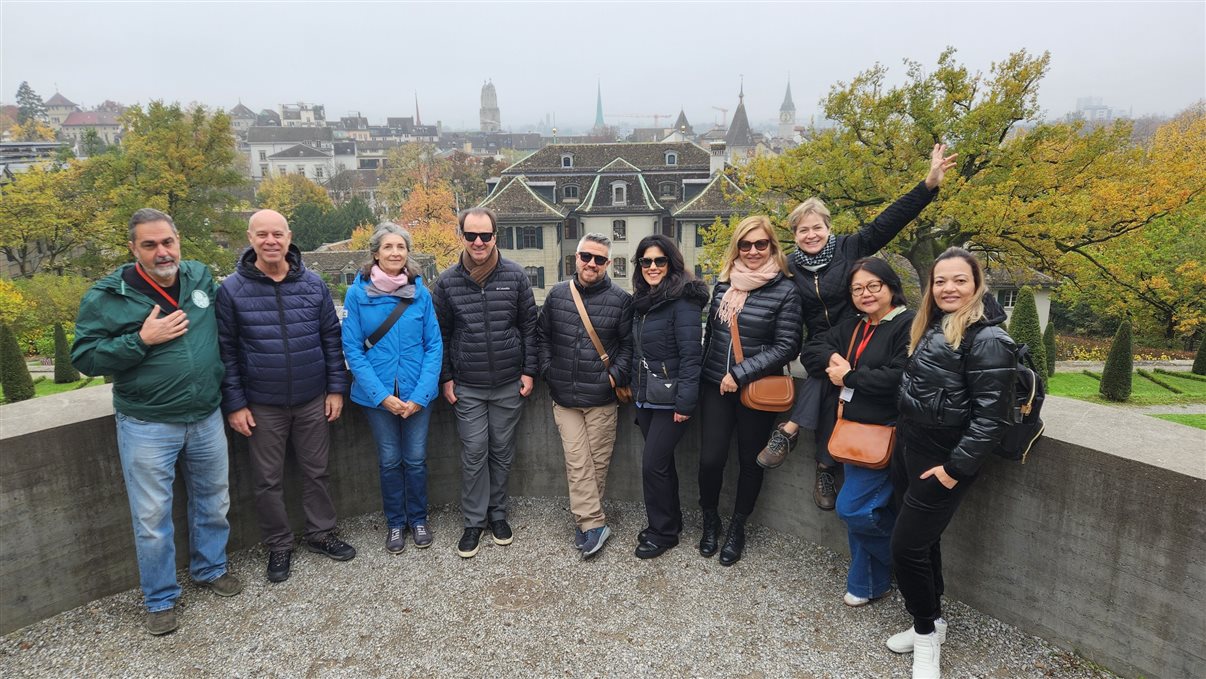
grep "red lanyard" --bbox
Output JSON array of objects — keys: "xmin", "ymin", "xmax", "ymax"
[
  {"xmin": 135, "ymin": 263, "xmax": 180, "ymax": 309},
  {"xmin": 850, "ymin": 321, "xmax": 878, "ymax": 367}
]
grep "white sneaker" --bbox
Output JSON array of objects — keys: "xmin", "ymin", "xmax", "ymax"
[
  {"xmin": 886, "ymin": 617, "xmax": 947, "ymax": 653},
  {"xmin": 912, "ymin": 631, "xmax": 941, "ymax": 679},
  {"xmin": 843, "ymin": 592, "xmax": 870, "ymax": 606}
]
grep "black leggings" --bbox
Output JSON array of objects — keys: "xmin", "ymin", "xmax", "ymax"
[
  {"xmin": 697, "ymin": 385, "xmax": 779, "ymax": 516},
  {"xmin": 636, "ymin": 407, "xmax": 689, "ymax": 546}
]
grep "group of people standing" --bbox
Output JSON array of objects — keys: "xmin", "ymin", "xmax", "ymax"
[{"xmin": 73, "ymin": 143, "xmax": 1020, "ymax": 679}]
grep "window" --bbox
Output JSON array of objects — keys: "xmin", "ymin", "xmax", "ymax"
[
  {"xmin": 611, "ymin": 182, "xmax": 626, "ymax": 206},
  {"xmin": 612, "ymin": 219, "xmax": 627, "ymax": 241},
  {"xmin": 564, "ymin": 218, "xmax": 578, "ymax": 241},
  {"xmin": 565, "ymin": 255, "xmax": 576, "ymax": 277},
  {"xmin": 343, "ymin": 272, "xmax": 357, "ymax": 285},
  {"xmin": 695, "ymin": 227, "xmax": 705, "ymax": 248},
  {"xmin": 521, "ymin": 226, "xmax": 541, "ymax": 249},
  {"xmin": 997, "ymin": 288, "xmax": 1019, "ymax": 308},
  {"xmin": 297, "ymin": 165, "xmax": 306, "ymax": 177},
  {"xmin": 315, "ymin": 166, "xmax": 324, "ymax": 179},
  {"xmin": 258, "ymin": 150, "xmax": 267, "ymax": 162},
  {"xmin": 259, "ymin": 164, "xmax": 269, "ymax": 176},
  {"xmin": 665, "ymin": 151, "xmax": 677, "ymax": 166},
  {"xmin": 660, "ymin": 216, "xmax": 674, "ymax": 238},
  {"xmin": 563, "ymin": 185, "xmax": 579, "ymax": 200},
  {"xmin": 612, "ymin": 258, "xmax": 627, "ymax": 278},
  {"xmin": 659, "ymin": 182, "xmax": 675, "ymax": 198},
  {"xmin": 278, "ymin": 166, "xmax": 288, "ymax": 175},
  {"xmin": 525, "ymin": 266, "xmax": 545, "ymax": 288},
  {"xmin": 561, "ymin": 154, "xmax": 573, "ymax": 168}
]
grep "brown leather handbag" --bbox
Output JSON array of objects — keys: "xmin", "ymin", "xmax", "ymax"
[
  {"xmin": 731, "ymin": 316, "xmax": 794, "ymax": 412},
  {"xmin": 827, "ymin": 322, "xmax": 895, "ymax": 469},
  {"xmin": 570, "ymin": 282, "xmax": 632, "ymax": 404}
]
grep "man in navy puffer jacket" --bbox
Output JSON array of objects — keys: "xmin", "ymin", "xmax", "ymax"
[{"xmin": 216, "ymin": 210, "xmax": 356, "ymax": 583}]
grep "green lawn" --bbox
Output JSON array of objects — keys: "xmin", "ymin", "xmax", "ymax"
[
  {"xmin": 1150, "ymin": 414, "xmax": 1206, "ymax": 430},
  {"xmin": 33, "ymin": 377, "xmax": 104, "ymax": 398},
  {"xmin": 1048, "ymin": 372, "xmax": 1206, "ymax": 405}
]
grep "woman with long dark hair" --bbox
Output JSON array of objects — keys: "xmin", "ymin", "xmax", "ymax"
[
  {"xmin": 888, "ymin": 247, "xmax": 1015, "ymax": 679},
  {"xmin": 697, "ymin": 216, "xmax": 803, "ymax": 566},
  {"xmin": 342, "ymin": 222, "xmax": 443, "ymax": 554},
  {"xmin": 629, "ymin": 235, "xmax": 710, "ymax": 559},
  {"xmin": 800, "ymin": 258, "xmax": 913, "ymax": 607}
]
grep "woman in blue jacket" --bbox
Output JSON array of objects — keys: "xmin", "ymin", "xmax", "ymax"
[{"xmin": 342, "ymin": 222, "xmax": 442, "ymax": 554}]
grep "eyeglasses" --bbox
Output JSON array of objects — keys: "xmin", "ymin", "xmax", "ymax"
[
  {"xmin": 638, "ymin": 256, "xmax": 669, "ymax": 269},
  {"xmin": 737, "ymin": 239, "xmax": 771, "ymax": 253},
  {"xmin": 850, "ymin": 281, "xmax": 885, "ymax": 296},
  {"xmin": 463, "ymin": 231, "xmax": 494, "ymax": 243},
  {"xmin": 578, "ymin": 252, "xmax": 609, "ymax": 266}
]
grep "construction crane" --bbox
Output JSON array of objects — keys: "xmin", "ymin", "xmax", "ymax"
[
  {"xmin": 611, "ymin": 113, "xmax": 673, "ymax": 127},
  {"xmin": 711, "ymin": 106, "xmax": 729, "ymax": 127}
]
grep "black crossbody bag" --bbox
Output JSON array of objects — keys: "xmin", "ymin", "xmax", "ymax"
[{"xmin": 363, "ymin": 298, "xmax": 414, "ymax": 350}]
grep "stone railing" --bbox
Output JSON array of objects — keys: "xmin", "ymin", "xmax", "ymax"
[{"xmin": 1, "ymin": 385, "xmax": 1202, "ymax": 679}]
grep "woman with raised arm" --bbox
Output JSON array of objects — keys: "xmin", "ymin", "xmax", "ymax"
[
  {"xmin": 758, "ymin": 144, "xmax": 957, "ymax": 513},
  {"xmin": 629, "ymin": 235, "xmax": 710, "ymax": 560},
  {"xmin": 887, "ymin": 247, "xmax": 1015, "ymax": 679},
  {"xmin": 697, "ymin": 216, "xmax": 803, "ymax": 566}
]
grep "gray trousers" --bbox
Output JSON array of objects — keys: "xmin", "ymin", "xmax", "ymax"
[
  {"xmin": 453, "ymin": 383, "xmax": 526, "ymax": 528},
  {"xmin": 246, "ymin": 394, "xmax": 338, "ymax": 550}
]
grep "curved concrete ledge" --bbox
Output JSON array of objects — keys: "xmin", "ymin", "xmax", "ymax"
[{"xmin": 2, "ymin": 385, "xmax": 1203, "ymax": 678}]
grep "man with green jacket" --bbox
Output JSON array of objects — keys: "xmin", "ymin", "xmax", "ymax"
[{"xmin": 72, "ymin": 208, "xmax": 242, "ymax": 636}]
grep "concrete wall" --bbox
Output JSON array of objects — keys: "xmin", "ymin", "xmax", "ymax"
[{"xmin": 1, "ymin": 386, "xmax": 1203, "ymax": 679}]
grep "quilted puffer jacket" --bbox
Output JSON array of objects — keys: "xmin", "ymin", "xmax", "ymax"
[
  {"xmin": 537, "ymin": 276, "xmax": 633, "ymax": 408},
  {"xmin": 897, "ymin": 297, "xmax": 1016, "ymax": 480},
  {"xmin": 700, "ymin": 274, "xmax": 803, "ymax": 387},
  {"xmin": 432, "ymin": 256, "xmax": 538, "ymax": 388},
  {"xmin": 216, "ymin": 245, "xmax": 348, "ymax": 411},
  {"xmin": 632, "ymin": 280, "xmax": 710, "ymax": 414}
]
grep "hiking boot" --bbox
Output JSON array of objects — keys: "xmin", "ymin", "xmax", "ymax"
[
  {"xmin": 144, "ymin": 608, "xmax": 178, "ymax": 636},
  {"xmin": 757, "ymin": 423, "xmax": 798, "ymax": 469},
  {"xmin": 266, "ymin": 550, "xmax": 292, "ymax": 582},
  {"xmin": 305, "ymin": 534, "xmax": 357, "ymax": 561},
  {"xmin": 412, "ymin": 521, "xmax": 433, "ymax": 549},
  {"xmin": 718, "ymin": 512, "xmax": 748, "ymax": 567},
  {"xmin": 699, "ymin": 508, "xmax": 722, "ymax": 557},
  {"xmin": 814, "ymin": 463, "xmax": 837, "ymax": 511},
  {"xmin": 457, "ymin": 528, "xmax": 483, "ymax": 558},
  {"xmin": 386, "ymin": 527, "xmax": 406, "ymax": 554},
  {"xmin": 201, "ymin": 572, "xmax": 243, "ymax": 597},
  {"xmin": 580, "ymin": 525, "xmax": 611, "ymax": 560},
  {"xmin": 887, "ymin": 618, "xmax": 948, "ymax": 653},
  {"xmin": 489, "ymin": 519, "xmax": 513, "ymax": 546}
]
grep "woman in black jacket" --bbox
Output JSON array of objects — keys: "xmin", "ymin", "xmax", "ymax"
[
  {"xmin": 887, "ymin": 247, "xmax": 1015, "ymax": 679},
  {"xmin": 629, "ymin": 235, "xmax": 709, "ymax": 559},
  {"xmin": 759, "ymin": 144, "xmax": 957, "ymax": 513},
  {"xmin": 800, "ymin": 258, "xmax": 914, "ymax": 608},
  {"xmin": 697, "ymin": 216, "xmax": 803, "ymax": 566}
]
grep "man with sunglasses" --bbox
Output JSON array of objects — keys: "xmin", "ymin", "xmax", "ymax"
[
  {"xmin": 536, "ymin": 233, "xmax": 633, "ymax": 560},
  {"xmin": 433, "ymin": 207, "xmax": 539, "ymax": 558}
]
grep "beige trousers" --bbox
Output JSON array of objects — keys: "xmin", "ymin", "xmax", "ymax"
[{"xmin": 552, "ymin": 403, "xmax": 618, "ymax": 530}]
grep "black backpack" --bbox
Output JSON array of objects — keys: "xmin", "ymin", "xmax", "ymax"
[{"xmin": 963, "ymin": 326, "xmax": 1046, "ymax": 463}]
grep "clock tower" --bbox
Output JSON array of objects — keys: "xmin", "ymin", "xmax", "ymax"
[{"xmin": 778, "ymin": 81, "xmax": 796, "ymax": 140}]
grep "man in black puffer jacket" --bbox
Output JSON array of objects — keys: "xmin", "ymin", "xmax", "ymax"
[
  {"xmin": 537, "ymin": 233, "xmax": 633, "ymax": 560},
  {"xmin": 434, "ymin": 207, "xmax": 539, "ymax": 559},
  {"xmin": 217, "ymin": 210, "xmax": 356, "ymax": 584}
]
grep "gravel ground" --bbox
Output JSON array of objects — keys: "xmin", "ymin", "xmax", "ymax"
[{"xmin": 0, "ymin": 498, "xmax": 1116, "ymax": 679}]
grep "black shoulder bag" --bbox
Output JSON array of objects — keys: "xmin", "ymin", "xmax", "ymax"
[{"xmin": 364, "ymin": 298, "xmax": 414, "ymax": 350}]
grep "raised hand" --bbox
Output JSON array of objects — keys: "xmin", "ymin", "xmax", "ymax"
[
  {"xmin": 139, "ymin": 305, "xmax": 188, "ymax": 346},
  {"xmin": 925, "ymin": 143, "xmax": 958, "ymax": 190}
]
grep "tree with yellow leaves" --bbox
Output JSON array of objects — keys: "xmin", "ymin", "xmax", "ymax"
[
  {"xmin": 401, "ymin": 181, "xmax": 461, "ymax": 270},
  {"xmin": 256, "ymin": 173, "xmax": 334, "ymax": 219},
  {"xmin": 7, "ymin": 118, "xmax": 56, "ymax": 141}
]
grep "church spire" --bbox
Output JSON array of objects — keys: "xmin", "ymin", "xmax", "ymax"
[{"xmin": 594, "ymin": 80, "xmax": 605, "ymax": 130}]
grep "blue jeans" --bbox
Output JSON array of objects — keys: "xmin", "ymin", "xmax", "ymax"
[
  {"xmin": 363, "ymin": 405, "xmax": 431, "ymax": 528},
  {"xmin": 115, "ymin": 408, "xmax": 231, "ymax": 612},
  {"xmin": 835, "ymin": 463, "xmax": 897, "ymax": 599}
]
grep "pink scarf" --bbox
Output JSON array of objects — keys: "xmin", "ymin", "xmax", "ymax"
[
  {"xmin": 715, "ymin": 258, "xmax": 780, "ymax": 326},
  {"xmin": 370, "ymin": 264, "xmax": 409, "ymax": 292}
]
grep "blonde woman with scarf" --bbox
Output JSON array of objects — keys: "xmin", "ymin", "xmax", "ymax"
[{"xmin": 696, "ymin": 216, "xmax": 803, "ymax": 566}]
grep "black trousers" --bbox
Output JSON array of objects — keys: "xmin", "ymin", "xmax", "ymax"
[
  {"xmin": 636, "ymin": 407, "xmax": 689, "ymax": 547},
  {"xmin": 697, "ymin": 385, "xmax": 779, "ymax": 516},
  {"xmin": 889, "ymin": 444, "xmax": 976, "ymax": 634}
]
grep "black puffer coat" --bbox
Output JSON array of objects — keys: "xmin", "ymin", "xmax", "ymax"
[
  {"xmin": 632, "ymin": 280, "xmax": 709, "ymax": 414},
  {"xmin": 897, "ymin": 298, "xmax": 1015, "ymax": 481},
  {"xmin": 537, "ymin": 276, "xmax": 633, "ymax": 408},
  {"xmin": 216, "ymin": 245, "xmax": 348, "ymax": 411},
  {"xmin": 789, "ymin": 181, "xmax": 937, "ymax": 342},
  {"xmin": 433, "ymin": 256, "xmax": 538, "ymax": 388},
  {"xmin": 700, "ymin": 274, "xmax": 803, "ymax": 387}
]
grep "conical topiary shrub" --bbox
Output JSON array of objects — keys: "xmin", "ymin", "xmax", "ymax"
[
  {"xmin": 0, "ymin": 321, "xmax": 35, "ymax": 403},
  {"xmin": 1043, "ymin": 319, "xmax": 1057, "ymax": 378},
  {"xmin": 1099, "ymin": 319, "xmax": 1133, "ymax": 402},
  {"xmin": 53, "ymin": 322, "xmax": 80, "ymax": 384},
  {"xmin": 1194, "ymin": 336, "xmax": 1205, "ymax": 376},
  {"xmin": 1008, "ymin": 286, "xmax": 1046, "ymax": 384}
]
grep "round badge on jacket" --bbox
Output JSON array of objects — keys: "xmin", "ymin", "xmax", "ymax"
[{"xmin": 191, "ymin": 290, "xmax": 210, "ymax": 308}]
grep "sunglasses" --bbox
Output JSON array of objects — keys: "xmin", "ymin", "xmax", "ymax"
[
  {"xmin": 638, "ymin": 256, "xmax": 669, "ymax": 269},
  {"xmin": 463, "ymin": 231, "xmax": 494, "ymax": 243},
  {"xmin": 737, "ymin": 239, "xmax": 772, "ymax": 253},
  {"xmin": 578, "ymin": 252, "xmax": 609, "ymax": 266}
]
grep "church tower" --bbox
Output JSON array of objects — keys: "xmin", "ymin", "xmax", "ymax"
[
  {"xmin": 480, "ymin": 80, "xmax": 501, "ymax": 132},
  {"xmin": 778, "ymin": 80, "xmax": 796, "ymax": 139}
]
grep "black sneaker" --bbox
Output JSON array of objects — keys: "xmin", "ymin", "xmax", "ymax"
[
  {"xmin": 457, "ymin": 527, "xmax": 483, "ymax": 558},
  {"xmin": 385, "ymin": 527, "xmax": 406, "ymax": 554},
  {"xmin": 267, "ymin": 549, "xmax": 292, "ymax": 583},
  {"xmin": 412, "ymin": 521, "xmax": 433, "ymax": 549},
  {"xmin": 305, "ymin": 534, "xmax": 357, "ymax": 561},
  {"xmin": 489, "ymin": 519, "xmax": 513, "ymax": 546}
]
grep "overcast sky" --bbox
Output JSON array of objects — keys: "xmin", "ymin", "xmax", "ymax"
[{"xmin": 3, "ymin": 1, "xmax": 1202, "ymax": 133}]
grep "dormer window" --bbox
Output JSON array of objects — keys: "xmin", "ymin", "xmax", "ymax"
[
  {"xmin": 561, "ymin": 154, "xmax": 574, "ymax": 168},
  {"xmin": 611, "ymin": 181, "xmax": 627, "ymax": 206},
  {"xmin": 563, "ymin": 185, "xmax": 579, "ymax": 200},
  {"xmin": 659, "ymin": 182, "xmax": 675, "ymax": 198},
  {"xmin": 665, "ymin": 151, "xmax": 678, "ymax": 166}
]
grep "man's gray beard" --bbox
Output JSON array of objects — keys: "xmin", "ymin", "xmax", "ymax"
[{"xmin": 152, "ymin": 262, "xmax": 179, "ymax": 280}]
